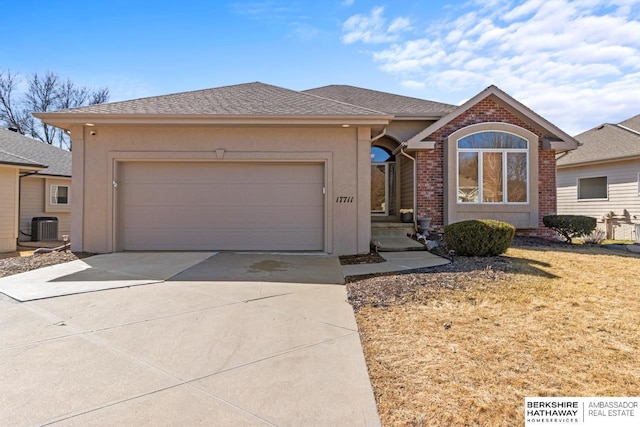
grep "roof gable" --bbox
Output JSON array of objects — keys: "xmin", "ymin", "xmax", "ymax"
[
  {"xmin": 406, "ymin": 85, "xmax": 579, "ymax": 151},
  {"xmin": 0, "ymin": 128, "xmax": 71, "ymax": 176},
  {"xmin": 304, "ymin": 85, "xmax": 456, "ymax": 117}
]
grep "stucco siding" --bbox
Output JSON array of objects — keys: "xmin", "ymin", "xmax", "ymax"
[
  {"xmin": 387, "ymin": 120, "xmax": 437, "ymax": 143},
  {"xmin": 0, "ymin": 166, "xmax": 18, "ymax": 252},
  {"xmin": 19, "ymin": 176, "xmax": 71, "ymax": 242},
  {"xmin": 72, "ymin": 125, "xmax": 371, "ymax": 255}
]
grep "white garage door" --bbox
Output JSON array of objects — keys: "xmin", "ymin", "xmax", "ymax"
[{"xmin": 118, "ymin": 162, "xmax": 324, "ymax": 251}]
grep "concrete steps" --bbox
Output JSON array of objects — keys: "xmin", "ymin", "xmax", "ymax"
[{"xmin": 371, "ymin": 222, "xmax": 426, "ymax": 252}]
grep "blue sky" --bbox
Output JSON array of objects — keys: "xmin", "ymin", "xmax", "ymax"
[{"xmin": 3, "ymin": 0, "xmax": 640, "ymax": 135}]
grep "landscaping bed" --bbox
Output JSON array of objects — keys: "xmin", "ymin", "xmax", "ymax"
[{"xmin": 0, "ymin": 250, "xmax": 93, "ymax": 278}]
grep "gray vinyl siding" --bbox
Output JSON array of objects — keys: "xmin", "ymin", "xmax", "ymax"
[
  {"xmin": 557, "ymin": 159, "xmax": 640, "ymax": 240},
  {"xmin": 19, "ymin": 177, "xmax": 71, "ymax": 242},
  {"xmin": 0, "ymin": 166, "xmax": 18, "ymax": 252}
]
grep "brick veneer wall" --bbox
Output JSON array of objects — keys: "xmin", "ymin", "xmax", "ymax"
[{"xmin": 416, "ymin": 97, "xmax": 556, "ymax": 238}]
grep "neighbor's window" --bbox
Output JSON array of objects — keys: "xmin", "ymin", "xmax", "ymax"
[
  {"xmin": 578, "ymin": 176, "xmax": 607, "ymax": 200},
  {"xmin": 457, "ymin": 131, "xmax": 528, "ymax": 203},
  {"xmin": 50, "ymin": 185, "xmax": 69, "ymax": 205}
]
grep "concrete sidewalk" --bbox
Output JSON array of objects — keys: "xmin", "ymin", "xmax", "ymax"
[
  {"xmin": 341, "ymin": 251, "xmax": 450, "ymax": 276},
  {"xmin": 0, "ymin": 253, "xmax": 379, "ymax": 426}
]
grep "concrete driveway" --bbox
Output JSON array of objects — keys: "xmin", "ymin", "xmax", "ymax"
[{"xmin": 0, "ymin": 252, "xmax": 380, "ymax": 426}]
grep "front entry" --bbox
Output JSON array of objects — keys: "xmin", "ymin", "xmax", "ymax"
[{"xmin": 371, "ymin": 147, "xmax": 396, "ymax": 217}]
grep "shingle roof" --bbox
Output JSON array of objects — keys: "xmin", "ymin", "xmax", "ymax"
[
  {"xmin": 619, "ymin": 114, "xmax": 640, "ymax": 132},
  {"xmin": 303, "ymin": 85, "xmax": 457, "ymax": 116},
  {"xmin": 557, "ymin": 117, "xmax": 640, "ymax": 166},
  {"xmin": 0, "ymin": 128, "xmax": 71, "ymax": 176},
  {"xmin": 50, "ymin": 82, "xmax": 385, "ymax": 116}
]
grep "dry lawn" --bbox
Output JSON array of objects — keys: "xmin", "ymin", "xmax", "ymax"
[{"xmin": 355, "ymin": 245, "xmax": 640, "ymax": 426}]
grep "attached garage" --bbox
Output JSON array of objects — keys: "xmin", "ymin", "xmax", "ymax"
[
  {"xmin": 117, "ymin": 161, "xmax": 325, "ymax": 251},
  {"xmin": 35, "ymin": 82, "xmax": 388, "ymax": 255}
]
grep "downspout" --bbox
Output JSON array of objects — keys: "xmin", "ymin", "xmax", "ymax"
[
  {"xmin": 399, "ymin": 144, "xmax": 418, "ymax": 233},
  {"xmin": 17, "ymin": 171, "xmax": 40, "ymax": 243},
  {"xmin": 371, "ymin": 128, "xmax": 386, "ymax": 143}
]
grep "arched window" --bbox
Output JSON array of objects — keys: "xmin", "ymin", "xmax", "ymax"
[
  {"xmin": 457, "ymin": 131, "xmax": 528, "ymax": 203},
  {"xmin": 371, "ymin": 146, "xmax": 393, "ymax": 162}
]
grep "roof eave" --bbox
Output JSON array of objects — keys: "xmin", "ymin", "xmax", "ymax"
[
  {"xmin": 405, "ymin": 85, "xmax": 580, "ymax": 150},
  {"xmin": 391, "ymin": 113, "xmax": 448, "ymax": 121},
  {"xmin": 0, "ymin": 161, "xmax": 47, "ymax": 170},
  {"xmin": 557, "ymin": 155, "xmax": 640, "ymax": 168},
  {"xmin": 34, "ymin": 113, "xmax": 394, "ymax": 129},
  {"xmin": 543, "ymin": 138, "xmax": 579, "ymax": 151},
  {"xmin": 30, "ymin": 172, "xmax": 72, "ymax": 178}
]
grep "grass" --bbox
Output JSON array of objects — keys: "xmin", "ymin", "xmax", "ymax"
[{"xmin": 355, "ymin": 245, "xmax": 640, "ymax": 426}]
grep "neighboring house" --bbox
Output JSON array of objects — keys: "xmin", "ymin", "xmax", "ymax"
[
  {"xmin": 0, "ymin": 128, "xmax": 72, "ymax": 253},
  {"xmin": 557, "ymin": 114, "xmax": 640, "ymax": 241},
  {"xmin": 35, "ymin": 82, "xmax": 577, "ymax": 255}
]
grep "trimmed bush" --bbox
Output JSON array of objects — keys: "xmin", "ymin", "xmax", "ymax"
[
  {"xmin": 542, "ymin": 215, "xmax": 597, "ymax": 243},
  {"xmin": 444, "ymin": 219, "xmax": 515, "ymax": 257}
]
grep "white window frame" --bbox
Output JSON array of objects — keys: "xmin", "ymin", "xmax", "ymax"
[
  {"xmin": 456, "ymin": 131, "xmax": 529, "ymax": 205},
  {"xmin": 50, "ymin": 185, "xmax": 70, "ymax": 205},
  {"xmin": 577, "ymin": 176, "xmax": 608, "ymax": 201}
]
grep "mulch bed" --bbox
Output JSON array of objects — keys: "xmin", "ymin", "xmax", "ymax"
[
  {"xmin": 339, "ymin": 252, "xmax": 386, "ymax": 265},
  {"xmin": 346, "ymin": 236, "xmax": 568, "ymax": 311}
]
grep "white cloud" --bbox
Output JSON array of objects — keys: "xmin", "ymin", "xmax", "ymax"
[
  {"xmin": 341, "ymin": 0, "xmax": 355, "ymax": 6},
  {"xmin": 400, "ymin": 80, "xmax": 426, "ymax": 89},
  {"xmin": 342, "ymin": 6, "xmax": 411, "ymax": 44},
  {"xmin": 341, "ymin": 0, "xmax": 640, "ymax": 133}
]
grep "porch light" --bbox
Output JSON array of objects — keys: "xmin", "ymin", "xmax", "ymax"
[{"xmin": 341, "ymin": 124, "xmax": 350, "ymax": 127}]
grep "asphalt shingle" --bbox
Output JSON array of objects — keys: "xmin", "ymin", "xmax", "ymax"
[
  {"xmin": 303, "ymin": 85, "xmax": 457, "ymax": 116},
  {"xmin": 619, "ymin": 114, "xmax": 640, "ymax": 132},
  {"xmin": 557, "ymin": 119, "xmax": 640, "ymax": 166},
  {"xmin": 0, "ymin": 128, "xmax": 71, "ymax": 176},
  {"xmin": 48, "ymin": 82, "xmax": 386, "ymax": 116}
]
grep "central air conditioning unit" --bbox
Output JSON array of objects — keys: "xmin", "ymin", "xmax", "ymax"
[{"xmin": 31, "ymin": 217, "xmax": 59, "ymax": 242}]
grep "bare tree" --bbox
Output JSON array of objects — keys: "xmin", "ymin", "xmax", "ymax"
[{"xmin": 0, "ymin": 70, "xmax": 109, "ymax": 149}]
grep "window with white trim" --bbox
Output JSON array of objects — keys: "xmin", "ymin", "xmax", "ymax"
[
  {"xmin": 457, "ymin": 131, "xmax": 529, "ymax": 203},
  {"xmin": 50, "ymin": 185, "xmax": 69, "ymax": 205},
  {"xmin": 578, "ymin": 176, "xmax": 607, "ymax": 200}
]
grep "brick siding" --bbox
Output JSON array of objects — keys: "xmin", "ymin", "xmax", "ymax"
[{"xmin": 416, "ymin": 97, "xmax": 556, "ymax": 238}]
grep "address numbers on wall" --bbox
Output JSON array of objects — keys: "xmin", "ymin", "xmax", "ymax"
[{"xmin": 336, "ymin": 196, "xmax": 354, "ymax": 203}]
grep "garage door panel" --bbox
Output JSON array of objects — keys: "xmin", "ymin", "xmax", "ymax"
[
  {"xmin": 118, "ymin": 162, "xmax": 324, "ymax": 251},
  {"xmin": 123, "ymin": 229, "xmax": 323, "ymax": 251},
  {"xmin": 122, "ymin": 206, "xmax": 323, "ymax": 228},
  {"xmin": 122, "ymin": 183, "xmax": 321, "ymax": 207}
]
